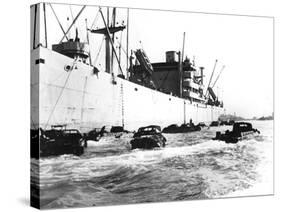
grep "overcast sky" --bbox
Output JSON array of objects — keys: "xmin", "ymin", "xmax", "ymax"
[{"xmin": 37, "ymin": 3, "xmax": 274, "ymax": 119}]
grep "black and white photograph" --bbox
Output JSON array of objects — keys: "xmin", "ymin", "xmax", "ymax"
[{"xmin": 30, "ymin": 1, "xmax": 274, "ymax": 209}]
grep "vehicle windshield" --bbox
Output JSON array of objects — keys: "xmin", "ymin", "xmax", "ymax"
[{"xmin": 139, "ymin": 126, "xmax": 161, "ymax": 133}]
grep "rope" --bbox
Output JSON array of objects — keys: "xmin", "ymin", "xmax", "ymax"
[
  {"xmin": 119, "ymin": 41, "xmax": 130, "ymax": 61},
  {"xmin": 49, "ymin": 4, "xmax": 68, "ymax": 41},
  {"xmin": 69, "ymin": 5, "xmax": 83, "ymax": 39},
  {"xmin": 85, "ymin": 18, "xmax": 92, "ymax": 66},
  {"xmin": 92, "ymin": 36, "xmax": 105, "ymax": 69},
  {"xmin": 90, "ymin": 11, "xmax": 100, "ymax": 30},
  {"xmin": 205, "ymin": 59, "xmax": 218, "ymax": 96},
  {"xmin": 211, "ymin": 65, "xmax": 225, "ymax": 89},
  {"xmin": 59, "ymin": 5, "xmax": 86, "ymax": 43},
  {"xmin": 44, "ymin": 58, "xmax": 77, "ymax": 129},
  {"xmin": 99, "ymin": 7, "xmax": 124, "ymax": 76},
  {"xmin": 69, "ymin": 5, "xmax": 76, "ymax": 28}
]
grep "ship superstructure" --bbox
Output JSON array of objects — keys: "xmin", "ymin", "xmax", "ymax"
[{"xmin": 31, "ymin": 3, "xmax": 224, "ymax": 132}]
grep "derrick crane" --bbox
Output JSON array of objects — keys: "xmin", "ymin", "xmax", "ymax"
[
  {"xmin": 135, "ymin": 49, "xmax": 154, "ymax": 76},
  {"xmin": 205, "ymin": 60, "xmax": 225, "ymax": 106},
  {"xmin": 205, "ymin": 59, "xmax": 218, "ymax": 97},
  {"xmin": 207, "ymin": 64, "xmax": 225, "ymax": 106},
  {"xmin": 211, "ymin": 65, "xmax": 225, "ymax": 89},
  {"xmin": 209, "ymin": 65, "xmax": 225, "ymax": 101},
  {"xmin": 133, "ymin": 48, "xmax": 157, "ymax": 89},
  {"xmin": 207, "ymin": 87, "xmax": 217, "ymax": 102}
]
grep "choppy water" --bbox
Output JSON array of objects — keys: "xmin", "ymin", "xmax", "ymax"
[{"xmin": 31, "ymin": 120, "xmax": 273, "ymax": 209}]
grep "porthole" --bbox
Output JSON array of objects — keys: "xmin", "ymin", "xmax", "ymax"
[{"xmin": 64, "ymin": 65, "xmax": 71, "ymax": 72}]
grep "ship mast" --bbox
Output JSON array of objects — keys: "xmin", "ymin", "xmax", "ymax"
[
  {"xmin": 43, "ymin": 3, "xmax": 48, "ymax": 48},
  {"xmin": 111, "ymin": 8, "xmax": 116, "ymax": 73},
  {"xmin": 90, "ymin": 7, "xmax": 125, "ymax": 75},
  {"xmin": 106, "ymin": 7, "xmax": 111, "ymax": 73},
  {"xmin": 179, "ymin": 32, "xmax": 186, "ymax": 98},
  {"xmin": 126, "ymin": 8, "xmax": 129, "ymax": 79}
]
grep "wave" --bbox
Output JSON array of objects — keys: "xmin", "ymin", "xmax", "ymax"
[{"xmin": 38, "ymin": 121, "xmax": 273, "ymax": 208}]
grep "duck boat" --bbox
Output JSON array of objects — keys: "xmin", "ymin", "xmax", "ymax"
[
  {"xmin": 130, "ymin": 125, "xmax": 166, "ymax": 149},
  {"xmin": 213, "ymin": 122, "xmax": 260, "ymax": 143}
]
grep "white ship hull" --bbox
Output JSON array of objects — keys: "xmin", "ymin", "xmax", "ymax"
[{"xmin": 31, "ymin": 47, "xmax": 223, "ymax": 132}]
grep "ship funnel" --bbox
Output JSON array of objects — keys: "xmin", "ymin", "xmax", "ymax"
[{"xmin": 166, "ymin": 51, "xmax": 177, "ymax": 63}]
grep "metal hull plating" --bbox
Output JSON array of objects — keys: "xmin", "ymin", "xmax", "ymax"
[{"xmin": 31, "ymin": 47, "xmax": 223, "ymax": 132}]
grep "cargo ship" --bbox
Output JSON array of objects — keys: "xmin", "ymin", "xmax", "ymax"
[{"xmin": 30, "ymin": 3, "xmax": 224, "ymax": 133}]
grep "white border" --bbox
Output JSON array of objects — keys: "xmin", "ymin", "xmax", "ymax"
[{"xmin": 0, "ymin": 0, "xmax": 279, "ymax": 212}]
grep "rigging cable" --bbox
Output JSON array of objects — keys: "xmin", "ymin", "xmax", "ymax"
[
  {"xmin": 115, "ymin": 40, "xmax": 131, "ymax": 62},
  {"xmin": 69, "ymin": 5, "xmax": 76, "ymax": 28},
  {"xmin": 59, "ymin": 5, "xmax": 86, "ymax": 43},
  {"xmin": 69, "ymin": 5, "xmax": 83, "ymax": 38},
  {"xmin": 49, "ymin": 4, "xmax": 69, "ymax": 41},
  {"xmin": 118, "ymin": 30, "xmax": 123, "ymax": 75},
  {"xmin": 44, "ymin": 58, "xmax": 78, "ymax": 130},
  {"xmin": 99, "ymin": 7, "xmax": 124, "ymax": 76},
  {"xmin": 90, "ymin": 10, "xmax": 100, "ymax": 30},
  {"xmin": 205, "ymin": 59, "xmax": 218, "ymax": 96},
  {"xmin": 85, "ymin": 18, "xmax": 92, "ymax": 66},
  {"xmin": 93, "ymin": 37, "xmax": 105, "ymax": 71},
  {"xmin": 211, "ymin": 65, "xmax": 225, "ymax": 89}
]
